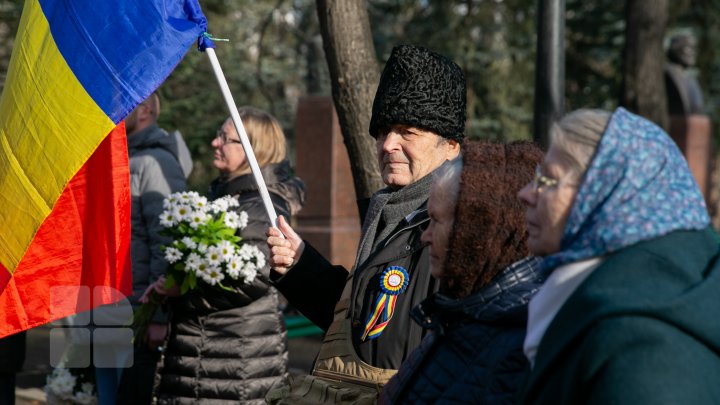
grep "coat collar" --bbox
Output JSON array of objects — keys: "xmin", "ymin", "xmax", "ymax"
[
  {"xmin": 522, "ymin": 228, "xmax": 720, "ymax": 399},
  {"xmin": 360, "ymin": 207, "xmax": 430, "ymax": 270},
  {"xmin": 209, "ymin": 160, "xmax": 291, "ymax": 198},
  {"xmin": 411, "ymin": 256, "xmax": 544, "ymax": 334}
]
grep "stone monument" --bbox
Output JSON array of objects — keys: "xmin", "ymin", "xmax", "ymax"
[
  {"xmin": 293, "ymin": 96, "xmax": 361, "ymax": 270},
  {"xmin": 664, "ymin": 33, "xmax": 712, "ymax": 201}
]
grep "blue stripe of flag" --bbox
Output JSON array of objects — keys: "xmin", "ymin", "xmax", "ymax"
[{"xmin": 38, "ymin": 0, "xmax": 205, "ymax": 123}]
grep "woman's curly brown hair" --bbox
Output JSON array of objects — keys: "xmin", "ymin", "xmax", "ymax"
[{"xmin": 440, "ymin": 140, "xmax": 543, "ymax": 299}]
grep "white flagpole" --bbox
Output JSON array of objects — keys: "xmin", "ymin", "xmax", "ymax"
[{"xmin": 205, "ymin": 47, "xmax": 282, "ymax": 235}]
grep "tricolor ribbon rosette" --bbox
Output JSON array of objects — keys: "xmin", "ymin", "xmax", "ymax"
[{"xmin": 361, "ymin": 266, "xmax": 410, "ymax": 340}]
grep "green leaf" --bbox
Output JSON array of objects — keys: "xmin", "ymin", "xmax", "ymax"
[
  {"xmin": 165, "ymin": 274, "xmax": 176, "ymax": 289},
  {"xmin": 180, "ymin": 274, "xmax": 191, "ymax": 295},
  {"xmin": 188, "ymin": 272, "xmax": 197, "ymax": 290}
]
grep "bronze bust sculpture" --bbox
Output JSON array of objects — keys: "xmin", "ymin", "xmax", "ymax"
[{"xmin": 665, "ymin": 33, "xmax": 705, "ymax": 115}]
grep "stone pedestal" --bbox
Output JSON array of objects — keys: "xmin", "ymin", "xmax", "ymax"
[
  {"xmin": 668, "ymin": 114, "xmax": 712, "ymax": 202},
  {"xmin": 294, "ymin": 96, "xmax": 361, "ymax": 270}
]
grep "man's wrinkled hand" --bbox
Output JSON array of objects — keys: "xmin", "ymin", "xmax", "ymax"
[{"xmin": 266, "ymin": 215, "xmax": 304, "ymax": 275}]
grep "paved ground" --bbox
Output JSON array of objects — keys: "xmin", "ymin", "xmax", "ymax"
[{"xmin": 15, "ymin": 324, "xmax": 323, "ymax": 404}]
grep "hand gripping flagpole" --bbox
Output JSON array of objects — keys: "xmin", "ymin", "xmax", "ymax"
[{"xmin": 200, "ymin": 36, "xmax": 283, "ymax": 236}]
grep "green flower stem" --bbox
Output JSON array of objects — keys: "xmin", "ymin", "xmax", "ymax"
[{"xmin": 131, "ymin": 291, "xmax": 163, "ymax": 345}]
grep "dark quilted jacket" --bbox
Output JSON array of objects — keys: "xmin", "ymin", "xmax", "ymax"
[
  {"xmin": 381, "ymin": 256, "xmax": 545, "ymax": 405},
  {"xmin": 154, "ymin": 161, "xmax": 305, "ymax": 404}
]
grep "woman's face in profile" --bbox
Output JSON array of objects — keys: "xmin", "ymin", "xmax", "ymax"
[
  {"xmin": 518, "ymin": 146, "xmax": 579, "ymax": 256},
  {"xmin": 211, "ymin": 118, "xmax": 247, "ymax": 175},
  {"xmin": 421, "ymin": 184, "xmax": 456, "ymax": 279}
]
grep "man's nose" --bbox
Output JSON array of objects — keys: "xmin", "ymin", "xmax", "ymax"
[{"xmin": 382, "ymin": 132, "xmax": 402, "ymax": 152}]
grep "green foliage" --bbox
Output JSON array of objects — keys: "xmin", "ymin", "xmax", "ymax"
[
  {"xmin": 565, "ymin": 0, "xmax": 625, "ymax": 111},
  {"xmin": 369, "ymin": 0, "xmax": 537, "ymax": 141},
  {"xmin": 0, "ymin": 0, "xmax": 22, "ymax": 90}
]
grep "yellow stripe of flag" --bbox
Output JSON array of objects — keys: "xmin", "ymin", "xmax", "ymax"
[{"xmin": 0, "ymin": 2, "xmax": 115, "ymax": 272}]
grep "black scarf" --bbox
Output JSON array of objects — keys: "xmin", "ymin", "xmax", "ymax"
[{"xmin": 355, "ymin": 173, "xmax": 434, "ymax": 269}]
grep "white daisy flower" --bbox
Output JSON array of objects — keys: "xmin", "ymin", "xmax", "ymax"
[
  {"xmin": 159, "ymin": 210, "xmax": 176, "ymax": 227},
  {"xmin": 163, "ymin": 193, "xmax": 181, "ymax": 210},
  {"xmin": 223, "ymin": 211, "xmax": 240, "ymax": 229},
  {"xmin": 178, "ymin": 191, "xmax": 196, "ymax": 204},
  {"xmin": 185, "ymin": 252, "xmax": 202, "ymax": 272},
  {"xmin": 237, "ymin": 211, "xmax": 249, "ymax": 229},
  {"xmin": 195, "ymin": 259, "xmax": 210, "ymax": 277},
  {"xmin": 193, "ymin": 196, "xmax": 209, "ymax": 211},
  {"xmin": 189, "ymin": 211, "xmax": 208, "ymax": 229},
  {"xmin": 205, "ymin": 246, "xmax": 223, "ymax": 266},
  {"xmin": 226, "ymin": 255, "xmax": 243, "ymax": 279},
  {"xmin": 173, "ymin": 204, "xmax": 193, "ymax": 222},
  {"xmin": 181, "ymin": 237, "xmax": 197, "ymax": 250},
  {"xmin": 240, "ymin": 267, "xmax": 257, "ymax": 284},
  {"xmin": 48, "ymin": 368, "xmax": 76, "ymax": 397},
  {"xmin": 217, "ymin": 240, "xmax": 235, "ymax": 260},
  {"xmin": 202, "ymin": 266, "xmax": 225, "ymax": 286},
  {"xmin": 255, "ymin": 251, "xmax": 266, "ymax": 269},
  {"xmin": 164, "ymin": 247, "xmax": 183, "ymax": 264},
  {"xmin": 226, "ymin": 196, "xmax": 239, "ymax": 208},
  {"xmin": 197, "ymin": 243, "xmax": 209, "ymax": 253},
  {"xmin": 237, "ymin": 244, "xmax": 264, "ymax": 263},
  {"xmin": 210, "ymin": 198, "xmax": 229, "ymax": 214}
]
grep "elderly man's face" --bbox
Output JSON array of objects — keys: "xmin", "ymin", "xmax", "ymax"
[{"xmin": 376, "ymin": 125, "xmax": 460, "ymax": 188}]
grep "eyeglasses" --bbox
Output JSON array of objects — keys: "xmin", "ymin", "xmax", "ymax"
[
  {"xmin": 215, "ymin": 130, "xmax": 242, "ymax": 145},
  {"xmin": 531, "ymin": 165, "xmax": 560, "ymax": 193}
]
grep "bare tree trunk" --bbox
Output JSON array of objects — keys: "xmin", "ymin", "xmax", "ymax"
[
  {"xmin": 621, "ymin": 0, "xmax": 669, "ymax": 130},
  {"xmin": 315, "ymin": 0, "xmax": 383, "ymax": 201}
]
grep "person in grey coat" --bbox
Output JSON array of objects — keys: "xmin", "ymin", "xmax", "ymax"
[{"xmin": 115, "ymin": 93, "xmax": 190, "ymax": 404}]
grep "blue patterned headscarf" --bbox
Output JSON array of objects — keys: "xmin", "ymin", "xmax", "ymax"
[{"xmin": 542, "ymin": 107, "xmax": 710, "ymax": 271}]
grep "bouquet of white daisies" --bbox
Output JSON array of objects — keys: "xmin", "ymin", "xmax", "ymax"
[
  {"xmin": 133, "ymin": 191, "xmax": 266, "ymax": 340},
  {"xmin": 45, "ymin": 366, "xmax": 96, "ymax": 405}
]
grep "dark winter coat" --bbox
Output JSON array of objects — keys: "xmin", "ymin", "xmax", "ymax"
[
  {"xmin": 273, "ymin": 202, "xmax": 437, "ymax": 370},
  {"xmin": 520, "ymin": 228, "xmax": 720, "ymax": 404},
  {"xmin": 154, "ymin": 161, "xmax": 305, "ymax": 405},
  {"xmin": 0, "ymin": 331, "xmax": 26, "ymax": 373},
  {"xmin": 381, "ymin": 256, "xmax": 544, "ymax": 405}
]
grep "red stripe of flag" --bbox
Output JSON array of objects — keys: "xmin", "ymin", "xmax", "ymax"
[{"xmin": 0, "ymin": 124, "xmax": 132, "ymax": 337}]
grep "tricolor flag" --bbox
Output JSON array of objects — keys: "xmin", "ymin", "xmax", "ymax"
[{"xmin": 0, "ymin": 0, "xmax": 210, "ymax": 338}]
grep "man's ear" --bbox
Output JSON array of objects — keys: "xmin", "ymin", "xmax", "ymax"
[{"xmin": 445, "ymin": 139, "xmax": 461, "ymax": 159}]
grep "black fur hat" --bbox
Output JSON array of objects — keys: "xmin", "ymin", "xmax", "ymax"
[{"xmin": 369, "ymin": 45, "xmax": 466, "ymax": 141}]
